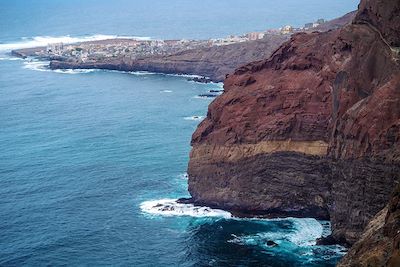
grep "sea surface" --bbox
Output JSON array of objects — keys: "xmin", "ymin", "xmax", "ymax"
[{"xmin": 0, "ymin": 0, "xmax": 359, "ymax": 266}]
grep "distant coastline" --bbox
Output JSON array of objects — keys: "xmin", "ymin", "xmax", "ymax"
[{"xmin": 11, "ymin": 12, "xmax": 355, "ymax": 83}]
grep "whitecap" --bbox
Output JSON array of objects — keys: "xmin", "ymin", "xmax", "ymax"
[
  {"xmin": 193, "ymin": 95, "xmax": 217, "ymax": 99},
  {"xmin": 23, "ymin": 60, "xmax": 95, "ymax": 74},
  {"xmin": 130, "ymin": 72, "xmax": 203, "ymax": 80},
  {"xmin": 140, "ymin": 199, "xmax": 232, "ymax": 218},
  {"xmin": 23, "ymin": 60, "xmax": 50, "ymax": 72},
  {"xmin": 289, "ymin": 218, "xmax": 323, "ymax": 246},
  {"xmin": 0, "ymin": 57, "xmax": 23, "ymax": 61},
  {"xmin": 177, "ymin": 172, "xmax": 188, "ymax": 179},
  {"xmin": 129, "ymin": 71, "xmax": 159, "ymax": 76},
  {"xmin": 214, "ymin": 82, "xmax": 224, "ymax": 88},
  {"xmin": 166, "ymin": 73, "xmax": 203, "ymax": 79},
  {"xmin": 228, "ymin": 218, "xmax": 323, "ymax": 247},
  {"xmin": 184, "ymin": 116, "xmax": 205, "ymax": 121},
  {"xmin": 0, "ymin": 34, "xmax": 151, "ymax": 52},
  {"xmin": 160, "ymin": 90, "xmax": 173, "ymax": 93},
  {"xmin": 53, "ymin": 69, "xmax": 96, "ymax": 74}
]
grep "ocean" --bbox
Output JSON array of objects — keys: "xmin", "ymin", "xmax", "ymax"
[{"xmin": 0, "ymin": 0, "xmax": 359, "ymax": 266}]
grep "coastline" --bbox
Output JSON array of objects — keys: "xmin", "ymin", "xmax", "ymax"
[{"xmin": 10, "ymin": 12, "xmax": 355, "ymax": 83}]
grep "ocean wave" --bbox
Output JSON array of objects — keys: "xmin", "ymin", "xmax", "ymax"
[
  {"xmin": 23, "ymin": 60, "xmax": 95, "ymax": 74},
  {"xmin": 177, "ymin": 172, "xmax": 188, "ymax": 179},
  {"xmin": 289, "ymin": 218, "xmax": 323, "ymax": 246},
  {"xmin": 228, "ymin": 218, "xmax": 323, "ymax": 247},
  {"xmin": 193, "ymin": 95, "xmax": 217, "ymax": 99},
  {"xmin": 160, "ymin": 90, "xmax": 173, "ymax": 93},
  {"xmin": 22, "ymin": 60, "xmax": 50, "ymax": 72},
  {"xmin": 166, "ymin": 73, "xmax": 203, "ymax": 79},
  {"xmin": 184, "ymin": 116, "xmax": 205, "ymax": 121},
  {"xmin": 129, "ymin": 71, "xmax": 159, "ymax": 76},
  {"xmin": 214, "ymin": 82, "xmax": 224, "ymax": 88},
  {"xmin": 53, "ymin": 69, "xmax": 96, "ymax": 74},
  {"xmin": 129, "ymin": 71, "xmax": 203, "ymax": 79},
  {"xmin": 140, "ymin": 198, "xmax": 341, "ymax": 254},
  {"xmin": 0, "ymin": 56, "xmax": 24, "ymax": 61},
  {"xmin": 140, "ymin": 199, "xmax": 232, "ymax": 218},
  {"xmin": 0, "ymin": 34, "xmax": 151, "ymax": 52}
]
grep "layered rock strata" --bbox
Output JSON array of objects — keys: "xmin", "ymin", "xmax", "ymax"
[
  {"xmin": 338, "ymin": 184, "xmax": 400, "ymax": 266},
  {"xmin": 187, "ymin": 0, "xmax": 400, "ymax": 248}
]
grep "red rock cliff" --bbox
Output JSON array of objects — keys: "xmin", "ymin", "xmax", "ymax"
[{"xmin": 187, "ymin": 0, "xmax": 400, "ymax": 248}]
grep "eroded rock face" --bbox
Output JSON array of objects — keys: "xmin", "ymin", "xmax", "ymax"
[
  {"xmin": 189, "ymin": 151, "xmax": 331, "ymax": 219},
  {"xmin": 189, "ymin": 30, "xmax": 342, "ymax": 219},
  {"xmin": 338, "ymin": 185, "xmax": 400, "ymax": 267},
  {"xmin": 355, "ymin": 0, "xmax": 400, "ymax": 47},
  {"xmin": 187, "ymin": 0, "xmax": 400, "ymax": 246}
]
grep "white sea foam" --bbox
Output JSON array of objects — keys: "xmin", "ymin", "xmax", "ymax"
[
  {"xmin": 289, "ymin": 218, "xmax": 323, "ymax": 246},
  {"xmin": 228, "ymin": 218, "xmax": 323, "ymax": 247},
  {"xmin": 193, "ymin": 95, "xmax": 217, "ymax": 99},
  {"xmin": 166, "ymin": 73, "xmax": 203, "ymax": 79},
  {"xmin": 0, "ymin": 34, "xmax": 151, "ymax": 52},
  {"xmin": 214, "ymin": 82, "xmax": 224, "ymax": 88},
  {"xmin": 141, "ymin": 198, "xmax": 332, "ymax": 251},
  {"xmin": 129, "ymin": 71, "xmax": 159, "ymax": 76},
  {"xmin": 140, "ymin": 199, "xmax": 232, "ymax": 218},
  {"xmin": 23, "ymin": 60, "xmax": 50, "ymax": 72},
  {"xmin": 0, "ymin": 57, "xmax": 23, "ymax": 61},
  {"xmin": 23, "ymin": 60, "xmax": 95, "ymax": 74},
  {"xmin": 184, "ymin": 116, "xmax": 205, "ymax": 121},
  {"xmin": 129, "ymin": 71, "xmax": 203, "ymax": 79},
  {"xmin": 53, "ymin": 68, "xmax": 96, "ymax": 74},
  {"xmin": 177, "ymin": 172, "xmax": 188, "ymax": 179},
  {"xmin": 160, "ymin": 90, "xmax": 173, "ymax": 93}
]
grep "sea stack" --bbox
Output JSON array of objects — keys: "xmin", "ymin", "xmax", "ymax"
[{"xmin": 187, "ymin": 0, "xmax": 400, "ymax": 253}]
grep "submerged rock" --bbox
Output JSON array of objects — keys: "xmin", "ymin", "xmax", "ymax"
[
  {"xmin": 316, "ymin": 235, "xmax": 341, "ymax": 246},
  {"xmin": 266, "ymin": 240, "xmax": 278, "ymax": 247},
  {"xmin": 188, "ymin": 76, "xmax": 213, "ymax": 83},
  {"xmin": 197, "ymin": 94, "xmax": 218, "ymax": 98}
]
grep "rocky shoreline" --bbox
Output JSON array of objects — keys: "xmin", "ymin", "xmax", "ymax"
[{"xmin": 47, "ymin": 36, "xmax": 291, "ymax": 82}]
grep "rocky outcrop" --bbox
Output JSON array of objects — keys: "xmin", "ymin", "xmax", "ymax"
[
  {"xmin": 187, "ymin": 0, "xmax": 400, "ymax": 249},
  {"xmin": 338, "ymin": 184, "xmax": 400, "ymax": 267},
  {"xmin": 313, "ymin": 11, "xmax": 356, "ymax": 32}
]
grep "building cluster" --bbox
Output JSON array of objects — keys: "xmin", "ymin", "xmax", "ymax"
[
  {"xmin": 210, "ymin": 17, "xmax": 328, "ymax": 44},
  {"xmin": 278, "ymin": 18, "xmax": 326, "ymax": 34},
  {"xmin": 44, "ymin": 39, "xmax": 210, "ymax": 62},
  {"xmin": 42, "ymin": 18, "xmax": 327, "ymax": 62},
  {"xmin": 304, "ymin": 18, "xmax": 326, "ymax": 29}
]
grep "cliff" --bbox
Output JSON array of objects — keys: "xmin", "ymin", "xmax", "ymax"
[
  {"xmin": 187, "ymin": 0, "xmax": 400, "ymax": 252},
  {"xmin": 338, "ymin": 185, "xmax": 400, "ymax": 266}
]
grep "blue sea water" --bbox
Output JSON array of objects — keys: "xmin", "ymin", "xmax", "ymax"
[{"xmin": 0, "ymin": 0, "xmax": 359, "ymax": 266}]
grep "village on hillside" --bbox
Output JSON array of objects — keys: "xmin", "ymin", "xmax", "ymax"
[{"xmin": 26, "ymin": 18, "xmax": 327, "ymax": 63}]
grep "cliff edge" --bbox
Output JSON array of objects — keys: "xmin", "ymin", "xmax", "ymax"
[{"xmin": 187, "ymin": 0, "xmax": 400, "ymax": 252}]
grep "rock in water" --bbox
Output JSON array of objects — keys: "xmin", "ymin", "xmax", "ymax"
[{"xmin": 266, "ymin": 240, "xmax": 278, "ymax": 247}]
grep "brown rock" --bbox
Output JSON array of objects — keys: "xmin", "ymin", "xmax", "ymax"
[
  {"xmin": 187, "ymin": 0, "xmax": 400, "ymax": 249},
  {"xmin": 338, "ymin": 184, "xmax": 400, "ymax": 267}
]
